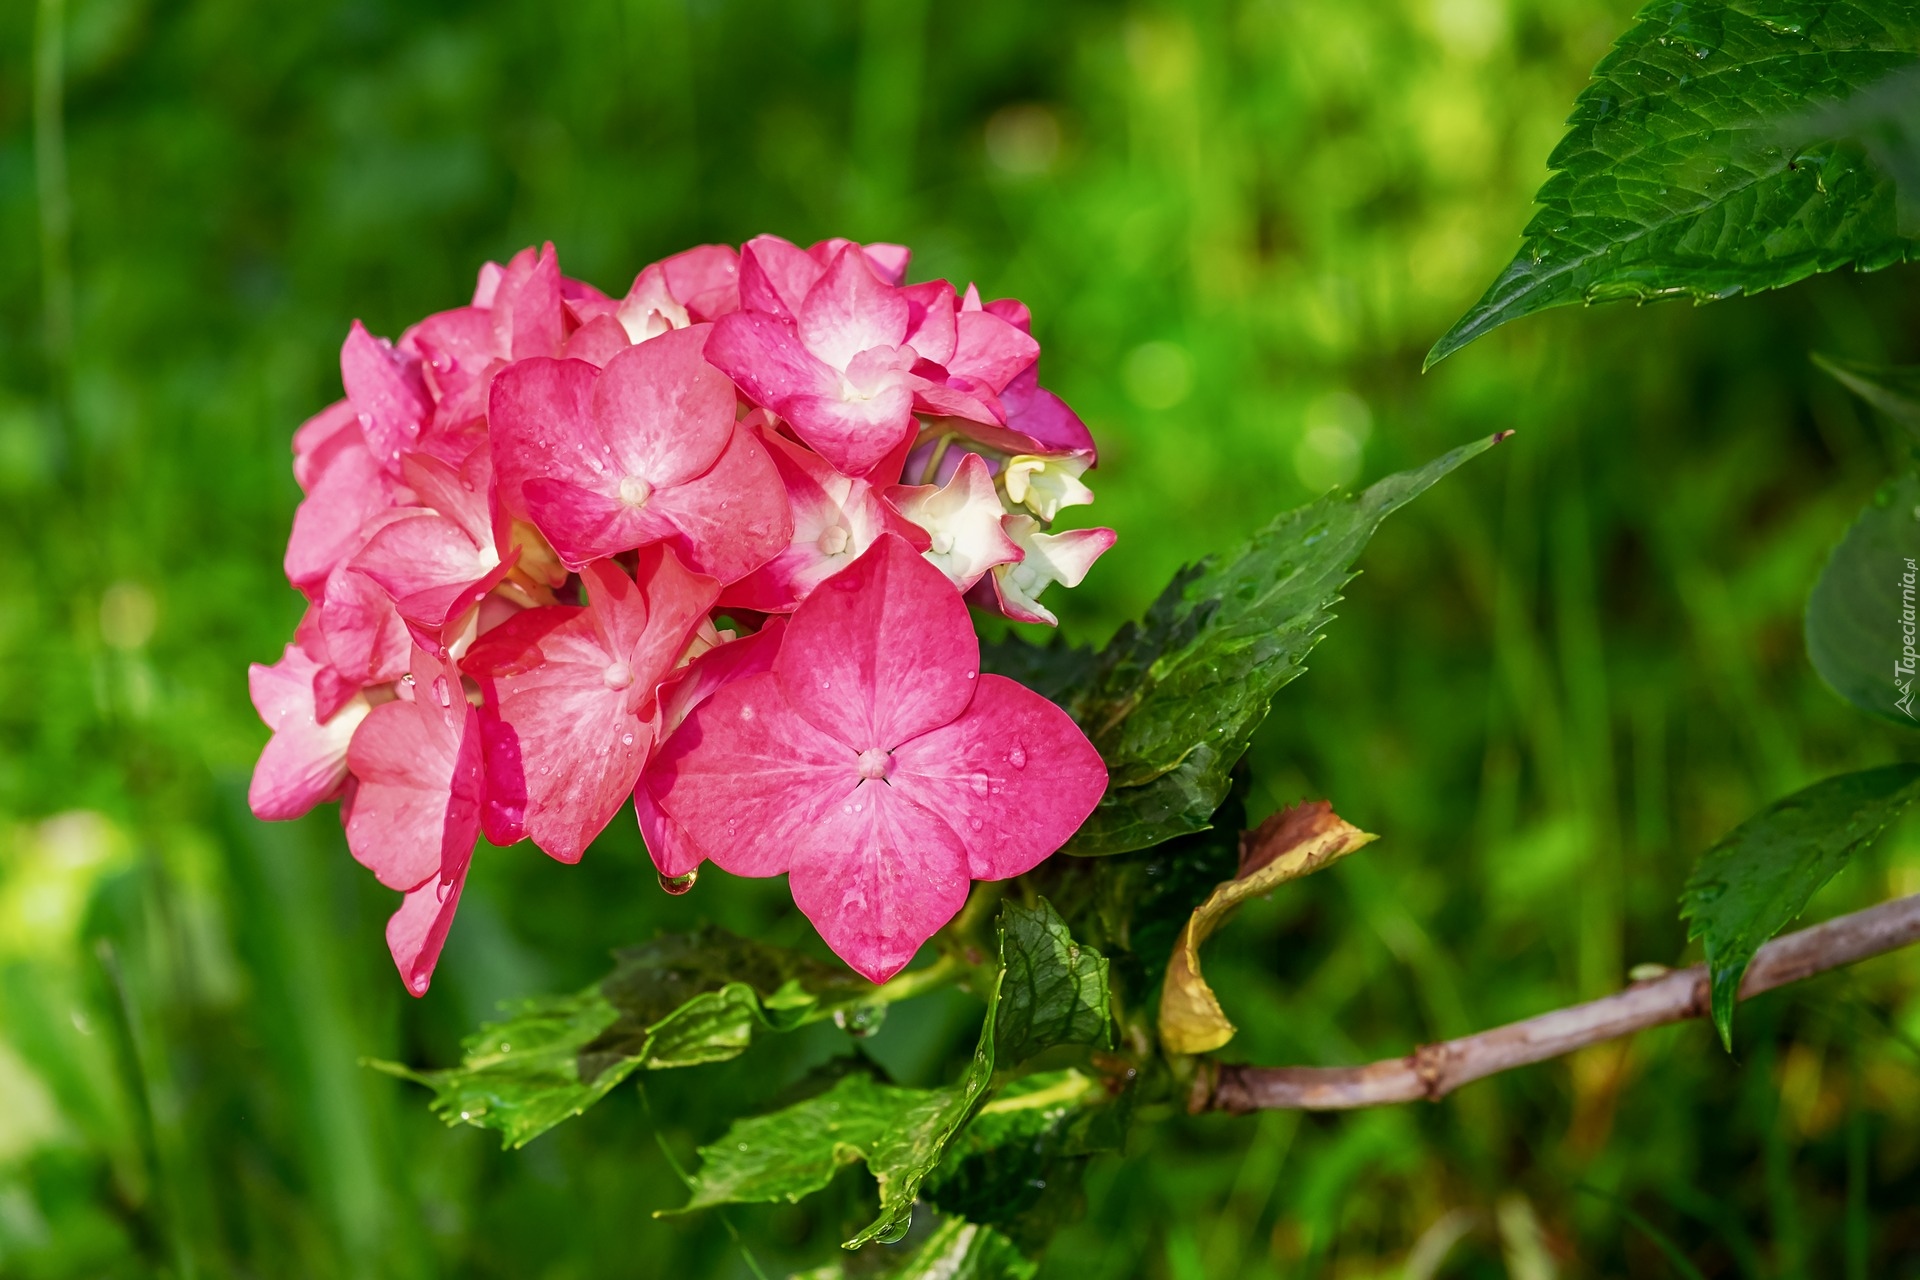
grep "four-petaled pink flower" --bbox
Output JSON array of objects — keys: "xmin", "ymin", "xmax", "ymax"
[{"xmin": 648, "ymin": 535, "xmax": 1107, "ymax": 982}]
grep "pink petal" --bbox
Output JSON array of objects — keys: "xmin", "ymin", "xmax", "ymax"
[
  {"xmin": 318, "ymin": 562, "xmax": 412, "ymax": 691},
  {"xmin": 292, "ymin": 400, "xmax": 362, "ymax": 493},
  {"xmin": 900, "ymin": 281, "xmax": 958, "ymax": 366},
  {"xmin": 647, "ymin": 670, "xmax": 852, "ymax": 878},
  {"xmin": 284, "ymin": 431, "xmax": 399, "ymax": 594},
  {"xmin": 704, "ymin": 311, "xmax": 840, "ymax": 413},
  {"xmin": 633, "ymin": 783, "xmax": 706, "ymax": 879},
  {"xmin": 786, "ymin": 782, "xmax": 970, "ymax": 983},
  {"xmin": 717, "ymin": 427, "xmax": 907, "ymax": 612},
  {"xmin": 772, "ymin": 533, "xmax": 978, "ymax": 752},
  {"xmin": 521, "ymin": 480, "xmax": 663, "ymax": 570},
  {"xmin": 780, "ymin": 383, "xmax": 918, "ymax": 478},
  {"xmin": 807, "ymin": 238, "xmax": 911, "ymax": 286},
  {"xmin": 1001, "ymin": 364, "xmax": 1097, "ymax": 459},
  {"xmin": 488, "ymin": 357, "xmax": 599, "ymax": 521},
  {"xmin": 983, "ymin": 295, "xmax": 1033, "ymax": 333},
  {"xmin": 738, "ymin": 234, "xmax": 824, "ymax": 322},
  {"xmin": 408, "ymin": 305, "xmax": 502, "ymax": 407},
  {"xmin": 352, "ymin": 513, "xmax": 494, "ymax": 605},
  {"xmin": 640, "ymin": 425, "xmax": 793, "ymax": 585},
  {"xmin": 462, "ymin": 552, "xmax": 716, "ymax": 863},
  {"xmin": 344, "ymin": 647, "xmax": 484, "ymax": 892},
  {"xmin": 563, "ymin": 313, "xmax": 632, "ymax": 367},
  {"xmin": 592, "ymin": 325, "xmax": 735, "ymax": 487},
  {"xmin": 340, "ymin": 321, "xmax": 431, "ymax": 470},
  {"xmin": 798, "ymin": 246, "xmax": 909, "ymax": 372},
  {"xmin": 948, "ymin": 310, "xmax": 1040, "ymax": 393},
  {"xmin": 888, "ymin": 674, "xmax": 1107, "ymax": 879},
  {"xmin": 387, "ymin": 871, "xmax": 466, "ymax": 997},
  {"xmin": 660, "ymin": 244, "xmax": 741, "ymax": 321},
  {"xmin": 401, "ymin": 449, "xmax": 494, "ymax": 551},
  {"xmin": 247, "ymin": 645, "xmax": 370, "ymax": 820},
  {"xmin": 884, "ymin": 452, "xmax": 1024, "ymax": 591},
  {"xmin": 493, "ymin": 242, "xmax": 566, "ymax": 359}
]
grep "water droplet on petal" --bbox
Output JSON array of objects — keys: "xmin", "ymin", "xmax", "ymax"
[
  {"xmin": 658, "ymin": 868, "xmax": 698, "ymax": 895},
  {"xmin": 432, "ymin": 676, "xmax": 453, "ymax": 708},
  {"xmin": 969, "ymin": 772, "xmax": 991, "ymax": 796},
  {"xmin": 1008, "ymin": 745, "xmax": 1027, "ymax": 769},
  {"xmin": 968, "ymin": 816, "xmax": 984, "ymax": 832},
  {"xmin": 965, "ymin": 670, "xmax": 976, "ymax": 680},
  {"xmin": 622, "ymin": 733, "xmax": 635, "ymax": 746}
]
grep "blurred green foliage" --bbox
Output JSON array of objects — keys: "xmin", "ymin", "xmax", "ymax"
[{"xmin": 3, "ymin": 0, "xmax": 1920, "ymax": 1276}]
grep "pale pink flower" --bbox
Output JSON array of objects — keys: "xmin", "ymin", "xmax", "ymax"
[
  {"xmin": 247, "ymin": 637, "xmax": 370, "ymax": 821},
  {"xmin": 884, "ymin": 452, "xmax": 1022, "ymax": 591},
  {"xmin": 648, "ymin": 535, "xmax": 1107, "ymax": 982},
  {"xmin": 972, "ymin": 516, "xmax": 1116, "ymax": 627}
]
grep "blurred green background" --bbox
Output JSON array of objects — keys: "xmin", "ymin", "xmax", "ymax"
[{"xmin": 4, "ymin": 0, "xmax": 1920, "ymax": 1275}]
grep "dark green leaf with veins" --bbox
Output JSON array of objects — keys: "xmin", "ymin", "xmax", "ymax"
[
  {"xmin": 1681, "ymin": 765, "xmax": 1920, "ymax": 1048},
  {"xmin": 670, "ymin": 899, "xmax": 1111, "ymax": 1250},
  {"xmin": 1806, "ymin": 472, "xmax": 1920, "ymax": 726},
  {"xmin": 371, "ymin": 926, "xmax": 889, "ymax": 1148},
  {"xmin": 1429, "ymin": 0, "xmax": 1920, "ymax": 367},
  {"xmin": 1063, "ymin": 434, "xmax": 1506, "ymax": 856}
]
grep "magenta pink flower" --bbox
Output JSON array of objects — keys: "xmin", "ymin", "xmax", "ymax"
[
  {"xmin": 648, "ymin": 534, "xmax": 1107, "ymax": 982},
  {"xmin": 706, "ymin": 242, "xmax": 938, "ymax": 476},
  {"xmin": 463, "ymin": 549, "xmax": 719, "ymax": 864},
  {"xmin": 633, "ymin": 618, "xmax": 788, "ymax": 879},
  {"xmin": 247, "ymin": 632, "xmax": 370, "ymax": 821},
  {"xmin": 719, "ymin": 421, "xmax": 928, "ymax": 611},
  {"xmin": 488, "ymin": 326, "xmax": 791, "ymax": 584}
]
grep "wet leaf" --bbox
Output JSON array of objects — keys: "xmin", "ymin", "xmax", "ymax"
[
  {"xmin": 1158, "ymin": 801, "xmax": 1376, "ymax": 1054},
  {"xmin": 1063, "ymin": 435, "xmax": 1505, "ymax": 856},
  {"xmin": 1681, "ymin": 765, "xmax": 1920, "ymax": 1049},
  {"xmin": 371, "ymin": 926, "xmax": 889, "ymax": 1148},
  {"xmin": 1429, "ymin": 1, "xmax": 1920, "ymax": 367}
]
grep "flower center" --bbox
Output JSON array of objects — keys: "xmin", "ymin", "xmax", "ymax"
[
  {"xmin": 602, "ymin": 661, "xmax": 634, "ymax": 690},
  {"xmin": 818, "ymin": 525, "xmax": 851, "ymax": 556},
  {"xmin": 618, "ymin": 475, "xmax": 653, "ymax": 508},
  {"xmin": 854, "ymin": 748, "xmax": 892, "ymax": 781}
]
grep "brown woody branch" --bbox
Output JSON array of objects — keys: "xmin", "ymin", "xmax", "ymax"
[{"xmin": 1192, "ymin": 893, "xmax": 1920, "ymax": 1113}]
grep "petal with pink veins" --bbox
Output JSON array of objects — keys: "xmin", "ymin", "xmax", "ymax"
[
  {"xmin": 798, "ymin": 246, "xmax": 909, "ymax": 372},
  {"xmin": 247, "ymin": 644, "xmax": 371, "ymax": 820},
  {"xmin": 386, "ymin": 871, "xmax": 466, "ymax": 997},
  {"xmin": 284, "ymin": 433, "xmax": 400, "ymax": 594},
  {"xmin": 564, "ymin": 313, "xmax": 632, "ymax": 366},
  {"xmin": 292, "ymin": 400, "xmax": 362, "ymax": 493},
  {"xmin": 659, "ymin": 244, "xmax": 741, "ymax": 321},
  {"xmin": 779, "ymin": 382, "xmax": 919, "ymax": 478},
  {"xmin": 888, "ymin": 674, "xmax": 1108, "ymax": 879},
  {"xmin": 487, "ymin": 357, "xmax": 597, "ymax": 521},
  {"xmin": 704, "ymin": 311, "xmax": 841, "ymax": 415},
  {"xmin": 344, "ymin": 646, "xmax": 484, "ymax": 893},
  {"xmin": 463, "ymin": 550, "xmax": 717, "ymax": 862},
  {"xmin": 340, "ymin": 321, "xmax": 431, "ymax": 470},
  {"xmin": 948, "ymin": 310, "xmax": 1039, "ymax": 393},
  {"xmin": 492, "ymin": 242, "xmax": 566, "ymax": 359},
  {"xmin": 738, "ymin": 235, "xmax": 825, "ymax": 321},
  {"xmin": 772, "ymin": 533, "xmax": 977, "ymax": 753},
  {"xmin": 885, "ymin": 453, "xmax": 1023, "ymax": 591}
]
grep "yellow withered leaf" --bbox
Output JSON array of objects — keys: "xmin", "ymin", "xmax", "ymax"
[{"xmin": 1157, "ymin": 800, "xmax": 1376, "ymax": 1055}]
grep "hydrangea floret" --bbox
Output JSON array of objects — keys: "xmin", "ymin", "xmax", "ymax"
[{"xmin": 248, "ymin": 236, "xmax": 1114, "ymax": 991}]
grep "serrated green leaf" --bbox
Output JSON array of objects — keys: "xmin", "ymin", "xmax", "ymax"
[
  {"xmin": 373, "ymin": 926, "xmax": 895, "ymax": 1148},
  {"xmin": 1063, "ymin": 434, "xmax": 1506, "ymax": 856},
  {"xmin": 1428, "ymin": 0, "xmax": 1920, "ymax": 367},
  {"xmin": 672, "ymin": 899, "xmax": 1111, "ymax": 1251},
  {"xmin": 925, "ymin": 1069, "xmax": 1126, "ymax": 1246},
  {"xmin": 1806, "ymin": 472, "xmax": 1920, "ymax": 725},
  {"xmin": 1681, "ymin": 765, "xmax": 1920, "ymax": 1048},
  {"xmin": 1816, "ymin": 352, "xmax": 1920, "ymax": 437},
  {"xmin": 977, "ymin": 632, "xmax": 1099, "ymax": 707}
]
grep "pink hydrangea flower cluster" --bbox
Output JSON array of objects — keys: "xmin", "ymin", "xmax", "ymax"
[{"xmin": 249, "ymin": 238, "xmax": 1113, "ymax": 989}]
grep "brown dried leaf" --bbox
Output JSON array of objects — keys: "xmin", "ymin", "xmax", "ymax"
[{"xmin": 1157, "ymin": 801, "xmax": 1376, "ymax": 1055}]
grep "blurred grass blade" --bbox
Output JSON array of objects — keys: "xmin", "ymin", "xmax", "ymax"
[
  {"xmin": 1814, "ymin": 353, "xmax": 1920, "ymax": 437},
  {"xmin": 1575, "ymin": 1185, "xmax": 1707, "ymax": 1280},
  {"xmin": 1806, "ymin": 472, "xmax": 1920, "ymax": 725},
  {"xmin": 1427, "ymin": 2, "xmax": 1920, "ymax": 367},
  {"xmin": 1681, "ymin": 765, "xmax": 1920, "ymax": 1049}
]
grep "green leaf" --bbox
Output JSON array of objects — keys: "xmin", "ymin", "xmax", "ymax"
[
  {"xmin": 371, "ymin": 926, "xmax": 895, "ymax": 1148},
  {"xmin": 1806, "ymin": 472, "xmax": 1920, "ymax": 725},
  {"xmin": 793, "ymin": 1217, "xmax": 1038, "ymax": 1280},
  {"xmin": 977, "ymin": 632, "xmax": 1099, "ymax": 707},
  {"xmin": 1816, "ymin": 352, "xmax": 1920, "ymax": 437},
  {"xmin": 670, "ymin": 899, "xmax": 1111, "ymax": 1250},
  {"xmin": 925, "ymin": 1069, "xmax": 1127, "ymax": 1246},
  {"xmin": 1062, "ymin": 434, "xmax": 1507, "ymax": 856},
  {"xmin": 1428, "ymin": 0, "xmax": 1920, "ymax": 368},
  {"xmin": 1680, "ymin": 765, "xmax": 1920, "ymax": 1048}
]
